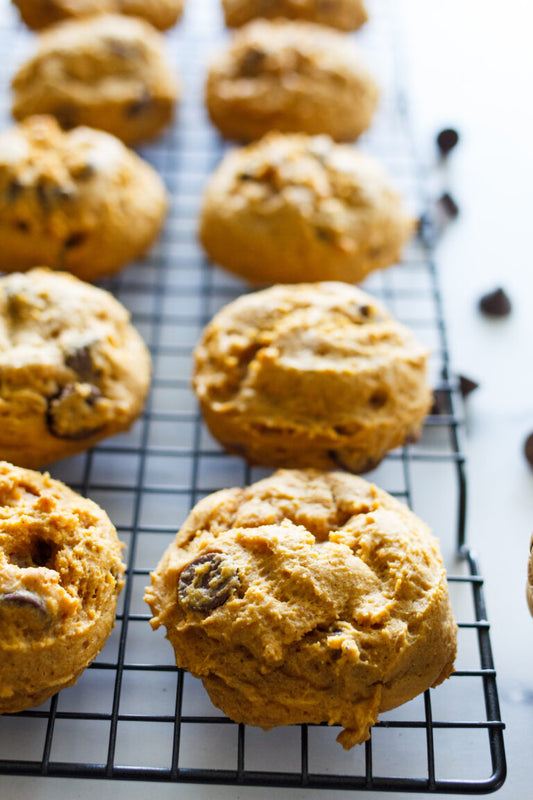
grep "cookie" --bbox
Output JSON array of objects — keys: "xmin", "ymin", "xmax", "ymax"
[
  {"xmin": 199, "ymin": 133, "xmax": 415, "ymax": 285},
  {"xmin": 11, "ymin": 14, "xmax": 179, "ymax": 146},
  {"xmin": 192, "ymin": 282, "xmax": 432, "ymax": 472},
  {"xmin": 145, "ymin": 468, "xmax": 457, "ymax": 749},
  {"xmin": 526, "ymin": 536, "xmax": 533, "ymax": 615},
  {"xmin": 222, "ymin": 0, "xmax": 368, "ymax": 31},
  {"xmin": 0, "ymin": 460, "xmax": 125, "ymax": 714},
  {"xmin": 205, "ymin": 19, "xmax": 378, "ymax": 142},
  {"xmin": 0, "ymin": 267, "xmax": 151, "ymax": 469},
  {"xmin": 0, "ymin": 116, "xmax": 167, "ymax": 281},
  {"xmin": 12, "ymin": 0, "xmax": 184, "ymax": 30}
]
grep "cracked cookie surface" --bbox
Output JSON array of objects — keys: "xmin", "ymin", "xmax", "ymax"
[
  {"xmin": 12, "ymin": 14, "xmax": 178, "ymax": 146},
  {"xmin": 146, "ymin": 468, "xmax": 457, "ymax": 748},
  {"xmin": 0, "ymin": 116, "xmax": 167, "ymax": 280},
  {"xmin": 0, "ymin": 267, "xmax": 151, "ymax": 468},
  {"xmin": 222, "ymin": 0, "xmax": 368, "ymax": 30},
  {"xmin": 205, "ymin": 19, "xmax": 378, "ymax": 142},
  {"xmin": 0, "ymin": 460, "xmax": 125, "ymax": 713},
  {"xmin": 193, "ymin": 282, "xmax": 432, "ymax": 472},
  {"xmin": 12, "ymin": 0, "xmax": 184, "ymax": 31},
  {"xmin": 199, "ymin": 132, "xmax": 415, "ymax": 284}
]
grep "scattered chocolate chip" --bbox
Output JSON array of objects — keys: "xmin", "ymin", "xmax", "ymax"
[
  {"xmin": 436, "ymin": 128, "xmax": 460, "ymax": 156},
  {"xmin": 126, "ymin": 90, "xmax": 153, "ymax": 118},
  {"xmin": 479, "ymin": 287, "xmax": 512, "ymax": 317},
  {"xmin": 64, "ymin": 343, "xmax": 98, "ymax": 381},
  {"xmin": 237, "ymin": 172, "xmax": 254, "ymax": 181},
  {"xmin": 0, "ymin": 590, "xmax": 47, "ymax": 614},
  {"xmin": 46, "ymin": 383, "xmax": 103, "ymax": 440},
  {"xmin": 36, "ymin": 179, "xmax": 75, "ymax": 210},
  {"xmin": 328, "ymin": 450, "xmax": 380, "ymax": 474},
  {"xmin": 458, "ymin": 374, "xmax": 479, "ymax": 398},
  {"xmin": 315, "ymin": 227, "xmax": 332, "ymax": 242},
  {"xmin": 438, "ymin": 191, "xmax": 459, "ymax": 218},
  {"xmin": 524, "ymin": 432, "xmax": 533, "ymax": 468},
  {"xmin": 178, "ymin": 552, "xmax": 240, "ymax": 613},
  {"xmin": 359, "ymin": 305, "xmax": 371, "ymax": 317},
  {"xmin": 14, "ymin": 219, "xmax": 29, "ymax": 233},
  {"xmin": 6, "ymin": 178, "xmax": 23, "ymax": 202},
  {"xmin": 239, "ymin": 47, "xmax": 266, "ymax": 77},
  {"xmin": 431, "ymin": 388, "xmax": 451, "ymax": 415},
  {"xmin": 54, "ymin": 105, "xmax": 79, "ymax": 130}
]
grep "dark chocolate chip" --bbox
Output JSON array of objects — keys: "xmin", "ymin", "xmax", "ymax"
[
  {"xmin": 1, "ymin": 590, "xmax": 47, "ymax": 614},
  {"xmin": 239, "ymin": 47, "xmax": 266, "ymax": 78},
  {"xmin": 436, "ymin": 128, "xmax": 460, "ymax": 156},
  {"xmin": 438, "ymin": 191, "xmax": 459, "ymax": 218},
  {"xmin": 315, "ymin": 227, "xmax": 332, "ymax": 242},
  {"xmin": 36, "ymin": 179, "xmax": 75, "ymax": 210},
  {"xmin": 328, "ymin": 450, "xmax": 380, "ymax": 474},
  {"xmin": 458, "ymin": 374, "xmax": 479, "ymax": 398},
  {"xmin": 46, "ymin": 383, "xmax": 103, "ymax": 440},
  {"xmin": 237, "ymin": 172, "xmax": 254, "ymax": 181},
  {"xmin": 14, "ymin": 220, "xmax": 29, "ymax": 233},
  {"xmin": 479, "ymin": 287, "xmax": 512, "ymax": 317},
  {"xmin": 6, "ymin": 178, "xmax": 23, "ymax": 202},
  {"xmin": 54, "ymin": 105, "xmax": 79, "ymax": 129},
  {"xmin": 524, "ymin": 432, "xmax": 533, "ymax": 468},
  {"xmin": 64, "ymin": 231, "xmax": 87, "ymax": 249},
  {"xmin": 431, "ymin": 387, "xmax": 451, "ymax": 415},
  {"xmin": 178, "ymin": 552, "xmax": 240, "ymax": 613},
  {"xmin": 64, "ymin": 344, "xmax": 97, "ymax": 381},
  {"xmin": 359, "ymin": 305, "xmax": 371, "ymax": 317},
  {"xmin": 126, "ymin": 90, "xmax": 153, "ymax": 118}
]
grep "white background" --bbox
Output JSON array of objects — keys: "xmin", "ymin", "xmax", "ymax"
[{"xmin": 1, "ymin": 0, "xmax": 532, "ymax": 798}]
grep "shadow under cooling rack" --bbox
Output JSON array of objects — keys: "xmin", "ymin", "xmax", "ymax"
[{"xmin": 0, "ymin": 0, "xmax": 505, "ymax": 792}]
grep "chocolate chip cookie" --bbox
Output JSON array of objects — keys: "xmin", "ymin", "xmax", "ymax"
[
  {"xmin": 11, "ymin": 14, "xmax": 179, "ymax": 146},
  {"xmin": 0, "ymin": 460, "xmax": 125, "ymax": 714},
  {"xmin": 205, "ymin": 19, "xmax": 378, "ymax": 141},
  {"xmin": 199, "ymin": 132, "xmax": 415, "ymax": 285},
  {"xmin": 145, "ymin": 468, "xmax": 457, "ymax": 749},
  {"xmin": 0, "ymin": 116, "xmax": 167, "ymax": 281},
  {"xmin": 192, "ymin": 282, "xmax": 432, "ymax": 472},
  {"xmin": 12, "ymin": 0, "xmax": 185, "ymax": 30},
  {"xmin": 222, "ymin": 0, "xmax": 368, "ymax": 31},
  {"xmin": 0, "ymin": 268, "xmax": 151, "ymax": 469}
]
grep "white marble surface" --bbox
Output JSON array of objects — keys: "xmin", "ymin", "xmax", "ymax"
[{"xmin": 1, "ymin": 0, "xmax": 532, "ymax": 798}]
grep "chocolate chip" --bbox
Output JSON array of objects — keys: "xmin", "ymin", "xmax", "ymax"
[
  {"xmin": 54, "ymin": 105, "xmax": 79, "ymax": 129},
  {"xmin": 64, "ymin": 344, "xmax": 98, "ymax": 381},
  {"xmin": 36, "ymin": 179, "xmax": 75, "ymax": 210},
  {"xmin": 359, "ymin": 305, "xmax": 371, "ymax": 317},
  {"xmin": 431, "ymin": 387, "xmax": 451, "ymax": 415},
  {"xmin": 327, "ymin": 450, "xmax": 380, "ymax": 474},
  {"xmin": 315, "ymin": 227, "xmax": 332, "ymax": 242},
  {"xmin": 438, "ymin": 191, "xmax": 459, "ymax": 218},
  {"xmin": 178, "ymin": 552, "xmax": 240, "ymax": 613},
  {"xmin": 524, "ymin": 432, "xmax": 533, "ymax": 468},
  {"xmin": 6, "ymin": 178, "xmax": 23, "ymax": 202},
  {"xmin": 436, "ymin": 128, "xmax": 460, "ymax": 156},
  {"xmin": 46, "ymin": 383, "xmax": 104, "ymax": 440},
  {"xmin": 0, "ymin": 590, "xmax": 47, "ymax": 614},
  {"xmin": 239, "ymin": 47, "xmax": 266, "ymax": 78},
  {"xmin": 126, "ymin": 90, "xmax": 153, "ymax": 118},
  {"xmin": 64, "ymin": 231, "xmax": 87, "ymax": 249},
  {"xmin": 458, "ymin": 374, "xmax": 479, "ymax": 398},
  {"xmin": 237, "ymin": 172, "xmax": 254, "ymax": 181},
  {"xmin": 479, "ymin": 287, "xmax": 512, "ymax": 317}
]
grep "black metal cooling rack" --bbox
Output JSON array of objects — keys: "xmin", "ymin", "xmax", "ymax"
[{"xmin": 0, "ymin": 0, "xmax": 506, "ymax": 793}]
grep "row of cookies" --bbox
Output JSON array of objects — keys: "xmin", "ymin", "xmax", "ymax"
[{"xmin": 0, "ymin": 0, "xmax": 458, "ymax": 752}]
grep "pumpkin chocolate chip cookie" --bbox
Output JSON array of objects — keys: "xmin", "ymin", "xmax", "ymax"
[
  {"xmin": 0, "ymin": 460, "xmax": 125, "ymax": 714},
  {"xmin": 192, "ymin": 282, "xmax": 432, "ymax": 473},
  {"xmin": 199, "ymin": 132, "xmax": 415, "ymax": 285},
  {"xmin": 12, "ymin": 0, "xmax": 184, "ymax": 31},
  {"xmin": 11, "ymin": 14, "xmax": 179, "ymax": 146},
  {"xmin": 0, "ymin": 268, "xmax": 151, "ymax": 469},
  {"xmin": 205, "ymin": 19, "xmax": 378, "ymax": 142},
  {"xmin": 0, "ymin": 116, "xmax": 167, "ymax": 281},
  {"xmin": 145, "ymin": 468, "xmax": 457, "ymax": 749},
  {"xmin": 222, "ymin": 0, "xmax": 368, "ymax": 31}
]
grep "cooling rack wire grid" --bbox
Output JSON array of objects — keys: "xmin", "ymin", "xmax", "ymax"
[{"xmin": 0, "ymin": 0, "xmax": 506, "ymax": 792}]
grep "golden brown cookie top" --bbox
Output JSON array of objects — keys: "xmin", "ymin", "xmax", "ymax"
[
  {"xmin": 11, "ymin": 13, "xmax": 179, "ymax": 128},
  {"xmin": 13, "ymin": 0, "xmax": 184, "ymax": 31},
  {"xmin": 203, "ymin": 133, "xmax": 412, "ymax": 253},
  {"xmin": 222, "ymin": 0, "xmax": 368, "ymax": 31},
  {"xmin": 0, "ymin": 115, "xmax": 167, "ymax": 276},
  {"xmin": 0, "ymin": 267, "xmax": 151, "ymax": 444},
  {"xmin": 193, "ymin": 281, "xmax": 429, "ymax": 413},
  {"xmin": 0, "ymin": 460, "xmax": 124, "ymax": 647}
]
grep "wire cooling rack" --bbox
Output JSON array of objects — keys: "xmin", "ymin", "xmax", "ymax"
[{"xmin": 0, "ymin": 0, "xmax": 506, "ymax": 793}]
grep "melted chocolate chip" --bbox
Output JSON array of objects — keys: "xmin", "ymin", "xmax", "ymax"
[
  {"xmin": 239, "ymin": 47, "xmax": 266, "ymax": 78},
  {"xmin": 54, "ymin": 105, "xmax": 79, "ymax": 130},
  {"xmin": 524, "ymin": 432, "xmax": 533, "ymax": 468},
  {"xmin": 126, "ymin": 90, "xmax": 153, "ymax": 118},
  {"xmin": 64, "ymin": 231, "xmax": 87, "ymax": 249},
  {"xmin": 1, "ymin": 590, "xmax": 47, "ymax": 614},
  {"xmin": 479, "ymin": 287, "xmax": 512, "ymax": 317},
  {"xmin": 328, "ymin": 450, "xmax": 380, "ymax": 474},
  {"xmin": 178, "ymin": 553, "xmax": 240, "ymax": 613},
  {"xmin": 360, "ymin": 305, "xmax": 371, "ymax": 317},
  {"xmin": 436, "ymin": 128, "xmax": 460, "ymax": 156},
  {"xmin": 46, "ymin": 383, "xmax": 103, "ymax": 440},
  {"xmin": 431, "ymin": 387, "xmax": 451, "ymax": 415},
  {"xmin": 64, "ymin": 344, "xmax": 97, "ymax": 381},
  {"xmin": 36, "ymin": 179, "xmax": 75, "ymax": 210}
]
